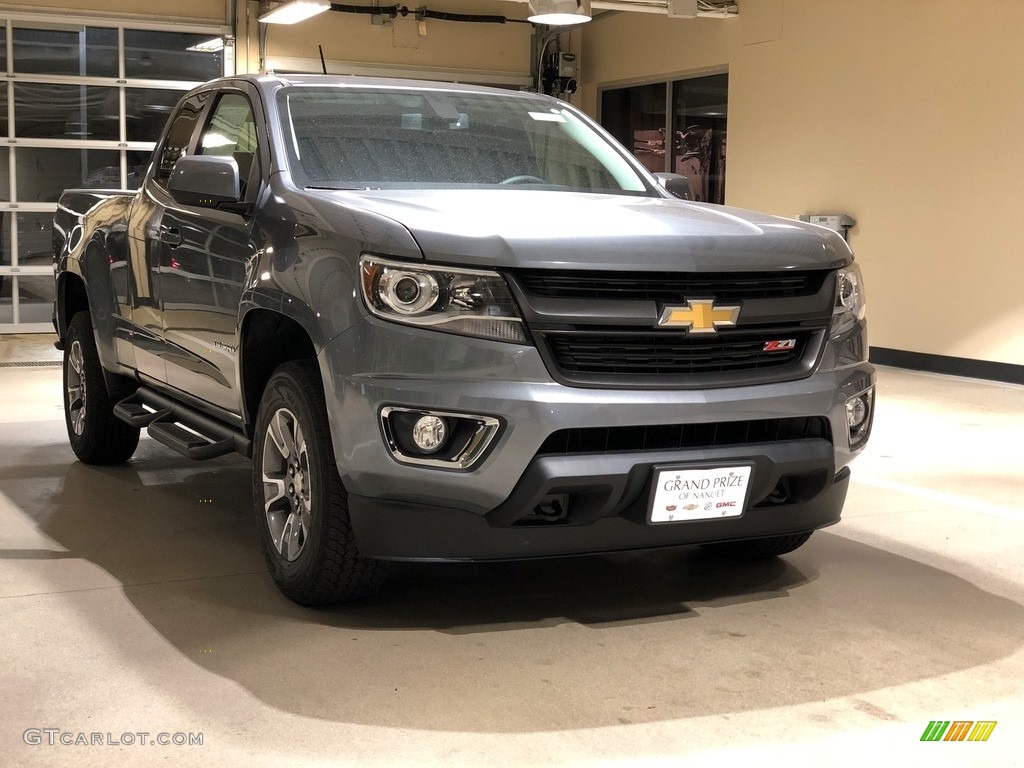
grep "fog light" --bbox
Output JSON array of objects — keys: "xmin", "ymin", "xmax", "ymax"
[
  {"xmin": 380, "ymin": 407, "xmax": 502, "ymax": 470},
  {"xmin": 846, "ymin": 395, "xmax": 869, "ymax": 429},
  {"xmin": 845, "ymin": 388, "xmax": 874, "ymax": 450},
  {"xmin": 412, "ymin": 415, "xmax": 447, "ymax": 453}
]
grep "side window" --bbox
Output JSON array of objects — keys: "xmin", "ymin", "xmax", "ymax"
[
  {"xmin": 154, "ymin": 91, "xmax": 210, "ymax": 188},
  {"xmin": 198, "ymin": 93, "xmax": 260, "ymax": 200}
]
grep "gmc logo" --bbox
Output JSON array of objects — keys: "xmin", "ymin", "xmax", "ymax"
[{"xmin": 764, "ymin": 339, "xmax": 797, "ymax": 353}]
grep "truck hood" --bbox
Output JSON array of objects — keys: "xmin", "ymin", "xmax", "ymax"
[{"xmin": 311, "ymin": 189, "xmax": 851, "ymax": 272}]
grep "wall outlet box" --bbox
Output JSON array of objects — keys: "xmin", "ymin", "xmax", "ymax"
[
  {"xmin": 797, "ymin": 213, "xmax": 856, "ymax": 233},
  {"xmin": 668, "ymin": 0, "xmax": 699, "ymax": 18}
]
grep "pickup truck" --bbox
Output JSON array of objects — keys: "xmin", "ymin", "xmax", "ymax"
[{"xmin": 53, "ymin": 74, "xmax": 874, "ymax": 605}]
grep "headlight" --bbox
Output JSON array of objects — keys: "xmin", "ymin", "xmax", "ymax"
[
  {"xmin": 360, "ymin": 256, "xmax": 528, "ymax": 344},
  {"xmin": 832, "ymin": 262, "xmax": 866, "ymax": 336},
  {"xmin": 378, "ymin": 270, "xmax": 439, "ymax": 315}
]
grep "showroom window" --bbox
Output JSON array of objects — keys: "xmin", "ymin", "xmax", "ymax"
[
  {"xmin": 600, "ymin": 73, "xmax": 728, "ymax": 205},
  {"xmin": 0, "ymin": 15, "xmax": 229, "ymax": 332}
]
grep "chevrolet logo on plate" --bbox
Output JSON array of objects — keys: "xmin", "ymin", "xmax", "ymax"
[{"xmin": 657, "ymin": 299, "xmax": 741, "ymax": 334}]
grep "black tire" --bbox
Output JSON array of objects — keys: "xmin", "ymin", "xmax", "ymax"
[
  {"xmin": 63, "ymin": 312, "xmax": 140, "ymax": 464},
  {"xmin": 252, "ymin": 360, "xmax": 384, "ymax": 606},
  {"xmin": 700, "ymin": 532, "xmax": 813, "ymax": 560}
]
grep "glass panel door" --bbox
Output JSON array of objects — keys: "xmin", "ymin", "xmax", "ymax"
[
  {"xmin": 600, "ymin": 73, "xmax": 728, "ymax": 203},
  {"xmin": 670, "ymin": 73, "xmax": 728, "ymax": 204},
  {"xmin": 0, "ymin": 14, "xmax": 227, "ymax": 332},
  {"xmin": 601, "ymin": 82, "xmax": 667, "ymax": 174}
]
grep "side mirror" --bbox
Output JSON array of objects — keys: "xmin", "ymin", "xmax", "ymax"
[
  {"xmin": 653, "ymin": 172, "xmax": 692, "ymax": 201},
  {"xmin": 168, "ymin": 155, "xmax": 240, "ymax": 208}
]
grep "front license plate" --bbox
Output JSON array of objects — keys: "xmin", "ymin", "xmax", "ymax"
[{"xmin": 649, "ymin": 465, "xmax": 753, "ymax": 523}]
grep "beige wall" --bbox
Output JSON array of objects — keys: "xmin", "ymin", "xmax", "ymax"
[
  {"xmin": 0, "ymin": 0, "xmax": 229, "ymax": 22},
  {"xmin": 583, "ymin": 0, "xmax": 1024, "ymax": 366},
  {"xmin": 238, "ymin": 0, "xmax": 532, "ymax": 78}
]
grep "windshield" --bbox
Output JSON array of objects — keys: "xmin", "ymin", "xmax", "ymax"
[{"xmin": 276, "ymin": 86, "xmax": 653, "ymax": 195}]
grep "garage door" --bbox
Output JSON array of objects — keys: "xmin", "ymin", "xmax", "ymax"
[{"xmin": 0, "ymin": 13, "xmax": 229, "ymax": 333}]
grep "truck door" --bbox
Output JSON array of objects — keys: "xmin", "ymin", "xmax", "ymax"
[
  {"xmin": 154, "ymin": 86, "xmax": 264, "ymax": 415},
  {"xmin": 126, "ymin": 90, "xmax": 211, "ymax": 384}
]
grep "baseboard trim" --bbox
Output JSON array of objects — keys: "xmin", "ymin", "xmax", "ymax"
[{"xmin": 870, "ymin": 347, "xmax": 1024, "ymax": 385}]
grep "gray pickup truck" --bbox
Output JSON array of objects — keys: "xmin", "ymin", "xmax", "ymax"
[{"xmin": 53, "ymin": 74, "xmax": 874, "ymax": 605}]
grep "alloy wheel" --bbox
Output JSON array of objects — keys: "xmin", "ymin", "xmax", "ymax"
[
  {"xmin": 261, "ymin": 407, "xmax": 312, "ymax": 561},
  {"xmin": 66, "ymin": 340, "xmax": 87, "ymax": 436}
]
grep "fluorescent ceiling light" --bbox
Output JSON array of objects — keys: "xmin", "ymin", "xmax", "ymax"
[
  {"xmin": 259, "ymin": 0, "xmax": 332, "ymax": 25},
  {"xmin": 186, "ymin": 37, "xmax": 224, "ymax": 52},
  {"xmin": 528, "ymin": 0, "xmax": 591, "ymax": 25}
]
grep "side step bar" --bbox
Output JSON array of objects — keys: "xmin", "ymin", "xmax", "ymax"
[{"xmin": 114, "ymin": 388, "xmax": 251, "ymax": 460}]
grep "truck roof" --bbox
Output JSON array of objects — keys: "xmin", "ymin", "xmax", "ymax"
[{"xmin": 204, "ymin": 73, "xmax": 548, "ymax": 103}]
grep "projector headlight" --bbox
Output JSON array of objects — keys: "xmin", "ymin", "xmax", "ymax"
[
  {"xmin": 832, "ymin": 262, "xmax": 866, "ymax": 337},
  {"xmin": 378, "ymin": 270, "xmax": 439, "ymax": 315},
  {"xmin": 360, "ymin": 256, "xmax": 528, "ymax": 344}
]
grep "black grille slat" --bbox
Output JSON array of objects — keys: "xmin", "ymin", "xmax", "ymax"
[
  {"xmin": 538, "ymin": 417, "xmax": 831, "ymax": 456},
  {"xmin": 546, "ymin": 331, "xmax": 807, "ymax": 376},
  {"xmin": 516, "ymin": 269, "xmax": 828, "ymax": 302}
]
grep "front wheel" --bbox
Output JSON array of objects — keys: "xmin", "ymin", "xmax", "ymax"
[
  {"xmin": 253, "ymin": 360, "xmax": 384, "ymax": 605},
  {"xmin": 700, "ymin": 532, "xmax": 813, "ymax": 559},
  {"xmin": 63, "ymin": 312, "xmax": 140, "ymax": 464}
]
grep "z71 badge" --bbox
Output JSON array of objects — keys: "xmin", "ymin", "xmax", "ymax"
[{"xmin": 763, "ymin": 339, "xmax": 797, "ymax": 353}]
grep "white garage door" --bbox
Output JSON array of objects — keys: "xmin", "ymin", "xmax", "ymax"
[{"xmin": 0, "ymin": 12, "xmax": 229, "ymax": 333}]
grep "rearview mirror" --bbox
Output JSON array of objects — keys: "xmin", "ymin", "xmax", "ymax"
[
  {"xmin": 653, "ymin": 172, "xmax": 692, "ymax": 201},
  {"xmin": 168, "ymin": 155, "xmax": 240, "ymax": 208}
]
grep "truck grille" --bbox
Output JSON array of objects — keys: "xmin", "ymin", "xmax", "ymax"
[
  {"xmin": 538, "ymin": 416, "xmax": 832, "ymax": 455},
  {"xmin": 507, "ymin": 268, "xmax": 836, "ymax": 389},
  {"xmin": 516, "ymin": 269, "xmax": 829, "ymax": 302},
  {"xmin": 545, "ymin": 329, "xmax": 810, "ymax": 377}
]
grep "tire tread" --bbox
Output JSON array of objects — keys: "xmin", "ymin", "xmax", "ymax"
[
  {"xmin": 64, "ymin": 312, "xmax": 140, "ymax": 465},
  {"xmin": 255, "ymin": 360, "xmax": 383, "ymax": 606}
]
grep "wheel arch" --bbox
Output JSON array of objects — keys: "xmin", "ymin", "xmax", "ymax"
[
  {"xmin": 56, "ymin": 270, "xmax": 90, "ymax": 340},
  {"xmin": 238, "ymin": 306, "xmax": 320, "ymax": 435}
]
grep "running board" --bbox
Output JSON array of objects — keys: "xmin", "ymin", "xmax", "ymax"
[{"xmin": 114, "ymin": 388, "xmax": 251, "ymax": 460}]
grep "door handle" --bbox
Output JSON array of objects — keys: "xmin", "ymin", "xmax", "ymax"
[{"xmin": 159, "ymin": 226, "xmax": 183, "ymax": 248}]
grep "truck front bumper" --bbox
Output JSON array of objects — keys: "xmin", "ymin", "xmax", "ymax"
[{"xmin": 319, "ymin": 317, "xmax": 874, "ymax": 561}]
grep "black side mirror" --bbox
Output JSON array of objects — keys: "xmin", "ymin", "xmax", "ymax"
[
  {"xmin": 168, "ymin": 155, "xmax": 240, "ymax": 208},
  {"xmin": 653, "ymin": 172, "xmax": 692, "ymax": 201}
]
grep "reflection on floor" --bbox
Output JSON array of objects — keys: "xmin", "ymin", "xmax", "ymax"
[{"xmin": 1, "ymin": 334, "xmax": 1022, "ymax": 766}]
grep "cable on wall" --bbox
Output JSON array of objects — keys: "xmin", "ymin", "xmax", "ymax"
[
  {"xmin": 696, "ymin": 1, "xmax": 738, "ymax": 13},
  {"xmin": 329, "ymin": 4, "xmax": 533, "ymax": 24}
]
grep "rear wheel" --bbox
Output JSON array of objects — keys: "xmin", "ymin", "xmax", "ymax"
[
  {"xmin": 63, "ymin": 312, "xmax": 140, "ymax": 464},
  {"xmin": 253, "ymin": 360, "xmax": 384, "ymax": 605},
  {"xmin": 700, "ymin": 532, "xmax": 813, "ymax": 559}
]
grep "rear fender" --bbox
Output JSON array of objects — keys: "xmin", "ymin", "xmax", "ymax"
[{"xmin": 54, "ymin": 191, "xmax": 134, "ymax": 374}]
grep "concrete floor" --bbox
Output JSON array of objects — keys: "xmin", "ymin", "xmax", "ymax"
[{"xmin": 1, "ymin": 334, "xmax": 1022, "ymax": 767}]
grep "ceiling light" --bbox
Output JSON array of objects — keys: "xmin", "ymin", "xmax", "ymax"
[
  {"xmin": 258, "ymin": 0, "xmax": 332, "ymax": 25},
  {"xmin": 186, "ymin": 37, "xmax": 224, "ymax": 52},
  {"xmin": 528, "ymin": 0, "xmax": 591, "ymax": 25}
]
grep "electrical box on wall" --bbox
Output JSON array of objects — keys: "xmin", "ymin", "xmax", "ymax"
[
  {"xmin": 557, "ymin": 52, "xmax": 576, "ymax": 78},
  {"xmin": 542, "ymin": 52, "xmax": 579, "ymax": 98},
  {"xmin": 668, "ymin": 0, "xmax": 699, "ymax": 18},
  {"xmin": 797, "ymin": 213, "xmax": 856, "ymax": 241}
]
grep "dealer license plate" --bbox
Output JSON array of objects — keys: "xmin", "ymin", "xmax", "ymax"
[{"xmin": 649, "ymin": 465, "xmax": 753, "ymax": 523}]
